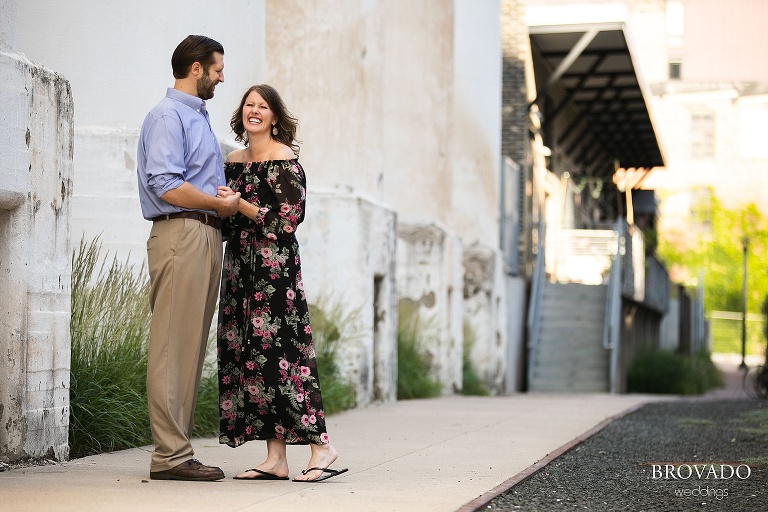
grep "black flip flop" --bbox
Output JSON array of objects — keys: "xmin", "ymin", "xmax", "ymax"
[
  {"xmin": 293, "ymin": 467, "xmax": 349, "ymax": 482},
  {"xmin": 233, "ymin": 468, "xmax": 289, "ymax": 480}
]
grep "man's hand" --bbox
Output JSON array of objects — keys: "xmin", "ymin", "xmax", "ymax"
[{"xmin": 215, "ymin": 186, "xmax": 241, "ymax": 217}]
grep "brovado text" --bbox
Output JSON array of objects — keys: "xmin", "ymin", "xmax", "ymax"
[{"xmin": 651, "ymin": 464, "xmax": 751, "ymax": 481}]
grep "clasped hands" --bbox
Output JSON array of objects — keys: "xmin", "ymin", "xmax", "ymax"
[{"xmin": 216, "ymin": 186, "xmax": 241, "ymax": 217}]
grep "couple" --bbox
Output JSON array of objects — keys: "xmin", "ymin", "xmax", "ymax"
[{"xmin": 136, "ymin": 35, "xmax": 346, "ymax": 483}]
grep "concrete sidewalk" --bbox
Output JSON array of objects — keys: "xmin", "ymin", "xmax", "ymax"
[
  {"xmin": 2, "ymin": 394, "xmax": 654, "ymax": 512},
  {"xmin": 2, "ymin": 353, "xmax": 754, "ymax": 512}
]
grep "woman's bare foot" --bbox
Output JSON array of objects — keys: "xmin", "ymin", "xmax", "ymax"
[
  {"xmin": 234, "ymin": 462, "xmax": 289, "ymax": 480},
  {"xmin": 292, "ymin": 443, "xmax": 339, "ymax": 481},
  {"xmin": 234, "ymin": 439, "xmax": 290, "ymax": 479}
]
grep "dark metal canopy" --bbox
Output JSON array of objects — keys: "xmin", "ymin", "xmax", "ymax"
[{"xmin": 529, "ymin": 23, "xmax": 664, "ymax": 171}]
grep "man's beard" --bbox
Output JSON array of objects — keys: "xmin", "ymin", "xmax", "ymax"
[{"xmin": 197, "ymin": 74, "xmax": 216, "ymax": 100}]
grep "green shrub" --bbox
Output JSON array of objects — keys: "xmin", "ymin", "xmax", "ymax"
[
  {"xmin": 397, "ymin": 301, "xmax": 442, "ymax": 399},
  {"xmin": 462, "ymin": 322, "xmax": 489, "ymax": 396},
  {"xmin": 627, "ymin": 349, "xmax": 722, "ymax": 395},
  {"xmin": 309, "ymin": 301, "xmax": 359, "ymax": 414}
]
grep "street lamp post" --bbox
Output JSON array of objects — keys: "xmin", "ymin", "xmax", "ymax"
[{"xmin": 740, "ymin": 236, "xmax": 749, "ymax": 370}]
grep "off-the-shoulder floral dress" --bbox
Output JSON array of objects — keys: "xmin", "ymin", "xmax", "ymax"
[{"xmin": 217, "ymin": 159, "xmax": 328, "ymax": 447}]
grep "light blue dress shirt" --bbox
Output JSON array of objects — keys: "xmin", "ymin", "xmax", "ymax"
[{"xmin": 137, "ymin": 88, "xmax": 225, "ymax": 219}]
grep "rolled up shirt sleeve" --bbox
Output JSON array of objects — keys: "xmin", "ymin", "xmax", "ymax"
[{"xmin": 144, "ymin": 114, "xmax": 186, "ymax": 197}]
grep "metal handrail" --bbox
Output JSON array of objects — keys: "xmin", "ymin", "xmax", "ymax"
[
  {"xmin": 602, "ymin": 219, "xmax": 624, "ymax": 393},
  {"xmin": 527, "ymin": 220, "xmax": 546, "ymax": 388}
]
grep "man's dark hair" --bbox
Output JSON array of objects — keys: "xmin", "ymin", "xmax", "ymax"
[{"xmin": 171, "ymin": 35, "xmax": 224, "ymax": 79}]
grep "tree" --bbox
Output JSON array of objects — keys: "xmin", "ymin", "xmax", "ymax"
[{"xmin": 658, "ymin": 192, "xmax": 768, "ymax": 315}]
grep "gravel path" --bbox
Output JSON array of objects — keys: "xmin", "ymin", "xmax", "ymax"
[{"xmin": 483, "ymin": 399, "xmax": 768, "ymax": 511}]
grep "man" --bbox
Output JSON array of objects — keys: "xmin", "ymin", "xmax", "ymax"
[{"xmin": 137, "ymin": 34, "xmax": 240, "ymax": 481}]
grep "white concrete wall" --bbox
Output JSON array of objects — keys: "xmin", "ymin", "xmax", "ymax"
[
  {"xmin": 16, "ymin": 0, "xmax": 268, "ymax": 262},
  {"xmin": 381, "ymin": 1, "xmax": 454, "ymax": 225},
  {"xmin": 264, "ymin": 0, "xmax": 387, "ymax": 200},
  {"xmin": 14, "ymin": 0, "xmax": 520, "ymax": 413},
  {"xmin": 505, "ymin": 276, "xmax": 528, "ymax": 393},
  {"xmin": 463, "ymin": 246, "xmax": 509, "ymax": 394},
  {"xmin": 0, "ymin": 50, "xmax": 73, "ymax": 462},
  {"xmin": 297, "ymin": 193, "xmax": 398, "ymax": 405},
  {"xmin": 397, "ymin": 224, "xmax": 464, "ymax": 393},
  {"xmin": 266, "ymin": 1, "xmax": 509, "ymax": 396},
  {"xmin": 452, "ymin": 0, "xmax": 502, "ymax": 247}
]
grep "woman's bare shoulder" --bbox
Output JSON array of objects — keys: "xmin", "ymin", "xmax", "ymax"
[
  {"xmin": 226, "ymin": 148, "xmax": 247, "ymax": 162},
  {"xmin": 273, "ymin": 144, "xmax": 297, "ymax": 161}
]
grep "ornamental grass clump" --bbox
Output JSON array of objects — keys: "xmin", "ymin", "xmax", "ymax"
[
  {"xmin": 69, "ymin": 237, "xmax": 152, "ymax": 457},
  {"xmin": 309, "ymin": 300, "xmax": 359, "ymax": 414},
  {"xmin": 397, "ymin": 301, "xmax": 442, "ymax": 399},
  {"xmin": 462, "ymin": 323, "xmax": 489, "ymax": 396}
]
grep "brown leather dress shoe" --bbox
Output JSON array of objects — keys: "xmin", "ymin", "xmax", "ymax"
[{"xmin": 149, "ymin": 459, "xmax": 225, "ymax": 481}]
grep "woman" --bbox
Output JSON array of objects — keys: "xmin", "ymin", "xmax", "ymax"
[{"xmin": 217, "ymin": 84, "xmax": 346, "ymax": 483}]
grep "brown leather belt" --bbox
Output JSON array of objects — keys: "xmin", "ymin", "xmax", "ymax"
[{"xmin": 151, "ymin": 211, "xmax": 222, "ymax": 229}]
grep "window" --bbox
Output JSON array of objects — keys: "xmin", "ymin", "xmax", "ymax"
[
  {"xmin": 669, "ymin": 59, "xmax": 681, "ymax": 80},
  {"xmin": 739, "ymin": 105, "xmax": 768, "ymax": 158},
  {"xmin": 690, "ymin": 113, "xmax": 714, "ymax": 159}
]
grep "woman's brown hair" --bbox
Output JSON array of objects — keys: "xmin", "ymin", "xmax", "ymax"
[{"xmin": 230, "ymin": 84, "xmax": 300, "ymax": 156}]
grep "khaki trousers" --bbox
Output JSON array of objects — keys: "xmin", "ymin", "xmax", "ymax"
[{"xmin": 145, "ymin": 217, "xmax": 222, "ymax": 471}]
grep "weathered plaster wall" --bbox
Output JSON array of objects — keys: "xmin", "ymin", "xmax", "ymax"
[
  {"xmin": 264, "ymin": 0, "xmax": 387, "ymax": 200},
  {"xmin": 297, "ymin": 193, "xmax": 398, "ymax": 405},
  {"xmin": 452, "ymin": 0, "xmax": 503, "ymax": 247},
  {"xmin": 397, "ymin": 224, "xmax": 464, "ymax": 393},
  {"xmin": 17, "ymin": 0, "xmax": 268, "ymax": 261},
  {"xmin": 0, "ymin": 50, "xmax": 73, "ymax": 462},
  {"xmin": 381, "ymin": 1, "xmax": 454, "ymax": 225},
  {"xmin": 463, "ymin": 246, "xmax": 506, "ymax": 393},
  {"xmin": 12, "ymin": 1, "xmax": 526, "ymax": 420}
]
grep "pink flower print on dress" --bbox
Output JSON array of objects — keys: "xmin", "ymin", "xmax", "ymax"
[
  {"xmin": 300, "ymin": 366, "xmax": 311, "ymax": 377},
  {"xmin": 246, "ymin": 361, "xmax": 255, "ymax": 370},
  {"xmin": 261, "ymin": 247, "xmax": 273, "ymax": 258},
  {"xmin": 267, "ymin": 233, "xmax": 277, "ymax": 240},
  {"xmin": 279, "ymin": 359, "xmax": 290, "ymax": 370},
  {"xmin": 301, "ymin": 414, "xmax": 310, "ymax": 426},
  {"xmin": 309, "ymin": 414, "xmax": 316, "ymax": 424},
  {"xmin": 304, "ymin": 325, "xmax": 312, "ymax": 334},
  {"xmin": 296, "ymin": 393, "xmax": 305, "ymax": 403},
  {"xmin": 221, "ymin": 399, "xmax": 233, "ymax": 411},
  {"xmin": 252, "ymin": 316, "xmax": 264, "ymax": 328},
  {"xmin": 248, "ymin": 385, "xmax": 258, "ymax": 395},
  {"xmin": 226, "ymin": 330, "xmax": 235, "ymax": 341},
  {"xmin": 320, "ymin": 433, "xmax": 329, "ymax": 443},
  {"xmin": 275, "ymin": 425, "xmax": 285, "ymax": 435},
  {"xmin": 280, "ymin": 204, "xmax": 291, "ymax": 213},
  {"xmin": 283, "ymin": 225, "xmax": 295, "ymax": 233},
  {"xmin": 286, "ymin": 289, "xmax": 296, "ymax": 300}
]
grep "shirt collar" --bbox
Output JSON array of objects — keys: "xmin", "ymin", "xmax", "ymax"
[{"xmin": 166, "ymin": 88, "xmax": 207, "ymax": 113}]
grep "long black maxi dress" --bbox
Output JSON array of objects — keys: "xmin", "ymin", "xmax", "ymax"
[{"xmin": 217, "ymin": 159, "xmax": 328, "ymax": 447}]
